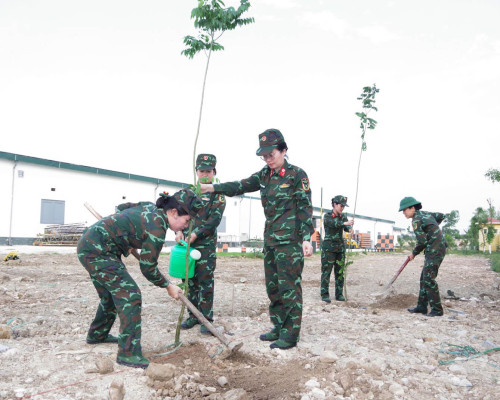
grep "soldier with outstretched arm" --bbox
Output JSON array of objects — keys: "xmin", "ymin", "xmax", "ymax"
[
  {"xmin": 176, "ymin": 154, "xmax": 226, "ymax": 335},
  {"xmin": 201, "ymin": 129, "xmax": 314, "ymax": 350},
  {"xmin": 321, "ymin": 195, "xmax": 354, "ymax": 303}
]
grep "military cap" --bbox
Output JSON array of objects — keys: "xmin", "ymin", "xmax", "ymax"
[
  {"xmin": 398, "ymin": 196, "xmax": 421, "ymax": 212},
  {"xmin": 172, "ymin": 189, "xmax": 203, "ymax": 217},
  {"xmin": 332, "ymin": 195, "xmax": 349, "ymax": 207},
  {"xmin": 196, "ymin": 154, "xmax": 216, "ymax": 170},
  {"xmin": 256, "ymin": 129, "xmax": 285, "ymax": 156}
]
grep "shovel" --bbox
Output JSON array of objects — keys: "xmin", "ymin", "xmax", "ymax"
[
  {"xmin": 177, "ymin": 292, "xmax": 243, "ymax": 358},
  {"xmin": 372, "ymin": 256, "xmax": 411, "ymax": 297}
]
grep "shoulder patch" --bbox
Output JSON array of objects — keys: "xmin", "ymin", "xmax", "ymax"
[
  {"xmin": 301, "ymin": 177, "xmax": 310, "ymax": 191},
  {"xmin": 219, "ymin": 195, "xmax": 225, "ymax": 203},
  {"xmin": 412, "ymin": 221, "xmax": 418, "ymax": 231}
]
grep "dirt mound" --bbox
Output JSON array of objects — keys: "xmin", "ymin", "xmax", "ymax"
[{"xmin": 373, "ymin": 293, "xmax": 418, "ymax": 310}]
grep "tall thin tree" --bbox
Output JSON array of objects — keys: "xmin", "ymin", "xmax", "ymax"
[
  {"xmin": 343, "ymin": 84, "xmax": 379, "ymax": 300},
  {"xmin": 174, "ymin": 0, "xmax": 254, "ymax": 344}
]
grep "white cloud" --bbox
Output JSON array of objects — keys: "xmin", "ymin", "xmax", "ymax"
[
  {"xmin": 259, "ymin": 0, "xmax": 300, "ymax": 10},
  {"xmin": 300, "ymin": 11, "xmax": 350, "ymax": 38},
  {"xmin": 357, "ymin": 24, "xmax": 399, "ymax": 44}
]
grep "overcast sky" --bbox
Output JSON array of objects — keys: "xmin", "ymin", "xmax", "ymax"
[{"xmin": 1, "ymin": 0, "xmax": 499, "ymax": 233}]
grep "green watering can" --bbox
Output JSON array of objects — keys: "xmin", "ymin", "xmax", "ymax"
[{"xmin": 168, "ymin": 240, "xmax": 201, "ymax": 279}]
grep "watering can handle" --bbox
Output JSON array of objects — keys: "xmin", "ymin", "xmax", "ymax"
[{"xmin": 180, "ymin": 239, "xmax": 188, "ymax": 247}]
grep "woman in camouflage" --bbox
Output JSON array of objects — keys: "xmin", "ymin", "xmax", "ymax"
[
  {"xmin": 200, "ymin": 129, "xmax": 314, "ymax": 350},
  {"xmin": 77, "ymin": 190, "xmax": 201, "ymax": 368},
  {"xmin": 399, "ymin": 196, "xmax": 447, "ymax": 317},
  {"xmin": 320, "ymin": 195, "xmax": 354, "ymax": 303},
  {"xmin": 176, "ymin": 154, "xmax": 226, "ymax": 335}
]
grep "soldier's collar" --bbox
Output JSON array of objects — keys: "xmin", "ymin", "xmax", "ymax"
[{"xmin": 269, "ymin": 159, "xmax": 289, "ymax": 177}]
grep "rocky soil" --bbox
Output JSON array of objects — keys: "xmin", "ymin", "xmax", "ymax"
[{"xmin": 1, "ymin": 249, "xmax": 500, "ymax": 400}]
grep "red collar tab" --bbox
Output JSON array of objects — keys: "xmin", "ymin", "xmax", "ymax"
[{"xmin": 270, "ymin": 167, "xmax": 286, "ymax": 177}]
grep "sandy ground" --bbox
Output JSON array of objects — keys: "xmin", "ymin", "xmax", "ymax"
[{"xmin": 1, "ymin": 248, "xmax": 500, "ymax": 400}]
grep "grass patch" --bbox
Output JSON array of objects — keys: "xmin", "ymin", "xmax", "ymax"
[
  {"xmin": 217, "ymin": 251, "xmax": 265, "ymax": 259},
  {"xmin": 447, "ymin": 249, "xmax": 500, "ymax": 274},
  {"xmin": 488, "ymin": 253, "xmax": 500, "ymax": 273}
]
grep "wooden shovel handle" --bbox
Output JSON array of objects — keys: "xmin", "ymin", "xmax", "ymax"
[{"xmin": 177, "ymin": 292, "xmax": 231, "ymax": 347}]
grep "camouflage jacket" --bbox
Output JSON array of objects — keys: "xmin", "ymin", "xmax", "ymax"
[
  {"xmin": 322, "ymin": 212, "xmax": 350, "ymax": 252},
  {"xmin": 182, "ymin": 192, "xmax": 226, "ymax": 249},
  {"xmin": 90, "ymin": 201, "xmax": 170, "ymax": 287},
  {"xmin": 412, "ymin": 210, "xmax": 446, "ymax": 259},
  {"xmin": 213, "ymin": 160, "xmax": 314, "ymax": 246}
]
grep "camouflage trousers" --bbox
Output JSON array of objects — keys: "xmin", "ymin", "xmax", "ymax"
[
  {"xmin": 186, "ymin": 246, "xmax": 216, "ymax": 322},
  {"xmin": 77, "ymin": 238, "xmax": 143, "ymax": 358},
  {"xmin": 263, "ymin": 242, "xmax": 304, "ymax": 343},
  {"xmin": 320, "ymin": 250, "xmax": 345, "ymax": 298},
  {"xmin": 417, "ymin": 256, "xmax": 444, "ymax": 313}
]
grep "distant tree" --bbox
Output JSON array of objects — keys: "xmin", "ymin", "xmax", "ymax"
[
  {"xmin": 467, "ymin": 207, "xmax": 486, "ymax": 249},
  {"xmin": 485, "ymin": 168, "xmax": 500, "ymax": 183},
  {"xmin": 467, "ymin": 206, "xmax": 495, "ymax": 251},
  {"xmin": 486, "ymin": 199, "xmax": 496, "ymax": 245},
  {"xmin": 442, "ymin": 210, "xmax": 460, "ymax": 238}
]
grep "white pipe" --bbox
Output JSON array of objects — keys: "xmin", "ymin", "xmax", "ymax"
[{"xmin": 8, "ymin": 160, "xmax": 18, "ymax": 245}]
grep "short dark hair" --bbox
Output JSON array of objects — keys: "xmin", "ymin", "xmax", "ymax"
[
  {"xmin": 414, "ymin": 203, "xmax": 422, "ymax": 210},
  {"xmin": 277, "ymin": 141, "xmax": 288, "ymax": 152}
]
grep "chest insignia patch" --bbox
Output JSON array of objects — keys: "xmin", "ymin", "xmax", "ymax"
[
  {"xmin": 280, "ymin": 184, "xmax": 290, "ymax": 189},
  {"xmin": 412, "ymin": 221, "xmax": 418, "ymax": 231},
  {"xmin": 301, "ymin": 177, "xmax": 310, "ymax": 191},
  {"xmin": 219, "ymin": 195, "xmax": 225, "ymax": 203}
]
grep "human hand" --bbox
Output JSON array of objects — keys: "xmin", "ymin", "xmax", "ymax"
[
  {"xmin": 189, "ymin": 233, "xmax": 198, "ymax": 243},
  {"xmin": 200, "ymin": 184, "xmax": 214, "ymax": 194},
  {"xmin": 166, "ymin": 284, "xmax": 182, "ymax": 300},
  {"xmin": 408, "ymin": 254, "xmax": 415, "ymax": 261},
  {"xmin": 175, "ymin": 231, "xmax": 184, "ymax": 243},
  {"xmin": 302, "ymin": 241, "xmax": 313, "ymax": 257}
]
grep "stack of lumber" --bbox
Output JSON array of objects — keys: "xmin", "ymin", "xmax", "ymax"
[{"xmin": 33, "ymin": 223, "xmax": 87, "ymax": 246}]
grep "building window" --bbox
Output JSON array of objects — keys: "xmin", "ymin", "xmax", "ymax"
[
  {"xmin": 218, "ymin": 216, "xmax": 226, "ymax": 233},
  {"xmin": 41, "ymin": 199, "xmax": 65, "ymax": 224}
]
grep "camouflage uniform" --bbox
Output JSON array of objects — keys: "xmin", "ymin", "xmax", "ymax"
[
  {"xmin": 77, "ymin": 201, "xmax": 171, "ymax": 359},
  {"xmin": 411, "ymin": 210, "xmax": 447, "ymax": 314},
  {"xmin": 183, "ymin": 154, "xmax": 226, "ymax": 323},
  {"xmin": 212, "ymin": 130, "xmax": 314, "ymax": 344},
  {"xmin": 321, "ymin": 197, "xmax": 351, "ymax": 300}
]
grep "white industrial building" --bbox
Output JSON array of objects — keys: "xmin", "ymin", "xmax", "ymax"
[{"xmin": 1, "ymin": 151, "xmax": 399, "ymax": 248}]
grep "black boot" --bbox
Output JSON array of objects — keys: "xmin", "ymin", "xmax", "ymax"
[
  {"xmin": 407, "ymin": 306, "xmax": 428, "ymax": 314},
  {"xmin": 427, "ymin": 310, "xmax": 443, "ymax": 317}
]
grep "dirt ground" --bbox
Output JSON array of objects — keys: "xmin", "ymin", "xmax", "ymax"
[{"xmin": 1, "ymin": 249, "xmax": 500, "ymax": 400}]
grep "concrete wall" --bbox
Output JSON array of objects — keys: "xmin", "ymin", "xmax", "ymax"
[
  {"xmin": 1, "ymin": 153, "xmax": 396, "ymax": 248},
  {"xmin": 1, "ymin": 157, "xmax": 183, "ymax": 244}
]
